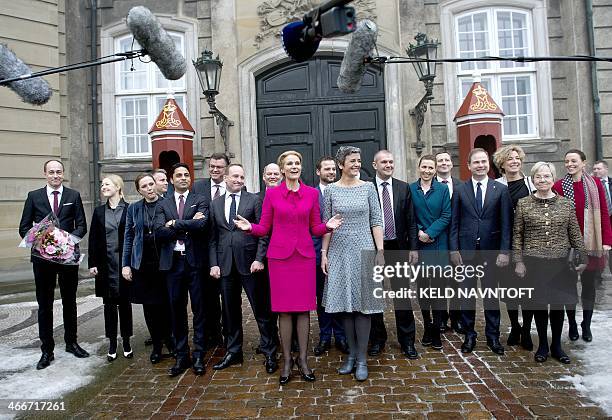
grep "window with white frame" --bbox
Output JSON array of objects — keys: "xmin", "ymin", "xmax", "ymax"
[
  {"xmin": 455, "ymin": 8, "xmax": 538, "ymax": 138},
  {"xmin": 115, "ymin": 33, "xmax": 187, "ymax": 157}
]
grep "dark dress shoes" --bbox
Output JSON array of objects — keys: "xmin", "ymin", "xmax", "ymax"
[
  {"xmin": 461, "ymin": 336, "xmax": 476, "ymax": 353},
  {"xmin": 313, "ymin": 341, "xmax": 331, "ymax": 356},
  {"xmin": 168, "ymin": 358, "xmax": 191, "ymax": 377},
  {"xmin": 213, "ymin": 352, "xmax": 243, "ymax": 370},
  {"xmin": 568, "ymin": 322, "xmax": 580, "ymax": 341},
  {"xmin": 150, "ymin": 350, "xmax": 162, "ymax": 364},
  {"xmin": 65, "ymin": 343, "xmax": 89, "ymax": 358},
  {"xmin": 296, "ymin": 359, "xmax": 316, "ymax": 382},
  {"xmin": 335, "ymin": 339, "xmax": 350, "ymax": 354},
  {"xmin": 265, "ymin": 355, "xmax": 278, "ymax": 374},
  {"xmin": 487, "ymin": 339, "xmax": 505, "ymax": 355},
  {"xmin": 368, "ymin": 343, "xmax": 384, "ymax": 356},
  {"xmin": 107, "ymin": 352, "xmax": 117, "ymax": 362},
  {"xmin": 37, "ymin": 352, "xmax": 54, "ymax": 370},
  {"xmin": 402, "ymin": 344, "xmax": 419, "ymax": 359},
  {"xmin": 421, "ymin": 326, "xmax": 433, "ymax": 347},
  {"xmin": 431, "ymin": 334, "xmax": 443, "ymax": 350},
  {"xmin": 506, "ymin": 327, "xmax": 521, "ymax": 346},
  {"xmin": 581, "ymin": 321, "xmax": 593, "ymax": 342},
  {"xmin": 551, "ymin": 350, "xmax": 571, "ymax": 364},
  {"xmin": 279, "ymin": 358, "xmax": 294, "ymax": 385},
  {"xmin": 193, "ymin": 356, "xmax": 206, "ymax": 375}
]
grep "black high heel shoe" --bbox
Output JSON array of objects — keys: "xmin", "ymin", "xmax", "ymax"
[
  {"xmin": 279, "ymin": 358, "xmax": 294, "ymax": 385},
  {"xmin": 296, "ymin": 358, "xmax": 316, "ymax": 382}
]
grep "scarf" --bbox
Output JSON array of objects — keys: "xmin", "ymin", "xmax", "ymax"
[{"xmin": 561, "ymin": 173, "xmax": 603, "ymax": 257}]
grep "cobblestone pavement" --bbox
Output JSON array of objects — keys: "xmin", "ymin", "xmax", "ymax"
[{"xmin": 68, "ymin": 302, "xmax": 608, "ymax": 419}]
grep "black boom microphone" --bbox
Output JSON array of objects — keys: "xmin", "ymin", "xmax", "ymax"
[
  {"xmin": 127, "ymin": 6, "xmax": 187, "ymax": 80},
  {"xmin": 282, "ymin": 0, "xmax": 356, "ymax": 62}
]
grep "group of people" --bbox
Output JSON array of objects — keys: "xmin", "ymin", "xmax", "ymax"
[{"xmin": 18, "ymin": 145, "xmax": 611, "ymax": 385}]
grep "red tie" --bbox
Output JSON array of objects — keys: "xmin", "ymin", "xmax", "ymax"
[{"xmin": 52, "ymin": 191, "xmax": 59, "ymax": 215}]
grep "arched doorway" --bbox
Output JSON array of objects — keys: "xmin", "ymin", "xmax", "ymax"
[{"xmin": 255, "ymin": 55, "xmax": 386, "ymax": 187}]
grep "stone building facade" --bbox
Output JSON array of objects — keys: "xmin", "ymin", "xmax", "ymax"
[{"xmin": 1, "ymin": 0, "xmax": 611, "ymax": 279}]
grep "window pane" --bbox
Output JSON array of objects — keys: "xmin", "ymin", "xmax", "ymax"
[
  {"xmin": 126, "ymin": 136, "xmax": 135, "ymax": 154},
  {"xmin": 458, "ymin": 16, "xmax": 472, "ymax": 33},
  {"xmin": 117, "ymin": 36, "xmax": 147, "ymax": 91},
  {"xmin": 473, "ymin": 12, "xmax": 487, "ymax": 31},
  {"xmin": 125, "ymin": 119, "xmax": 134, "ymax": 135},
  {"xmin": 498, "ymin": 12, "xmax": 511, "ymax": 30},
  {"xmin": 501, "ymin": 79, "xmax": 515, "ymax": 96},
  {"xmin": 519, "ymin": 116, "xmax": 529, "ymax": 134},
  {"xmin": 496, "ymin": 11, "xmax": 529, "ymax": 69},
  {"xmin": 457, "ymin": 12, "xmax": 490, "ymax": 71},
  {"xmin": 500, "ymin": 75, "xmax": 534, "ymax": 136},
  {"xmin": 516, "ymin": 76, "xmax": 530, "ymax": 95},
  {"xmin": 120, "ymin": 97, "xmax": 150, "ymax": 155}
]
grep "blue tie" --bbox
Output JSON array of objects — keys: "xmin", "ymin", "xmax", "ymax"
[
  {"xmin": 475, "ymin": 182, "xmax": 483, "ymax": 214},
  {"xmin": 229, "ymin": 194, "xmax": 237, "ymax": 229}
]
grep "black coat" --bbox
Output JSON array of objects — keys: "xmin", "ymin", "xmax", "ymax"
[
  {"xmin": 371, "ymin": 177, "xmax": 418, "ymax": 250},
  {"xmin": 88, "ymin": 200, "xmax": 129, "ymax": 298}
]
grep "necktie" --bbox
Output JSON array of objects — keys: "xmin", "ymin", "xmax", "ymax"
[
  {"xmin": 603, "ymin": 179, "xmax": 612, "ymax": 216},
  {"xmin": 475, "ymin": 182, "xmax": 483, "ymax": 214},
  {"xmin": 177, "ymin": 195, "xmax": 185, "ymax": 245},
  {"xmin": 213, "ymin": 184, "xmax": 221, "ymax": 200},
  {"xmin": 381, "ymin": 182, "xmax": 395, "ymax": 240},
  {"xmin": 228, "ymin": 194, "xmax": 237, "ymax": 229},
  {"xmin": 52, "ymin": 191, "xmax": 59, "ymax": 215}
]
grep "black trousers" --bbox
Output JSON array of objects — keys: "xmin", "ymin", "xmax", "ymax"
[
  {"xmin": 202, "ymin": 272, "xmax": 223, "ymax": 345},
  {"xmin": 33, "ymin": 261, "xmax": 78, "ymax": 353},
  {"xmin": 166, "ymin": 254, "xmax": 205, "ymax": 359},
  {"xmin": 220, "ymin": 261, "xmax": 277, "ymax": 356},
  {"xmin": 103, "ymin": 295, "xmax": 133, "ymax": 339},
  {"xmin": 369, "ymin": 239, "xmax": 416, "ymax": 347},
  {"xmin": 143, "ymin": 303, "xmax": 172, "ymax": 350}
]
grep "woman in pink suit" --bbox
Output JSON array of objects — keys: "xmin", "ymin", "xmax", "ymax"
[{"xmin": 235, "ymin": 151, "xmax": 342, "ymax": 385}]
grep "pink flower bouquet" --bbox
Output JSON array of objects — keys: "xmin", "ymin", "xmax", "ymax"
[{"xmin": 19, "ymin": 213, "xmax": 83, "ymax": 265}]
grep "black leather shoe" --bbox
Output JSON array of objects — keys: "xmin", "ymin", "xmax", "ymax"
[
  {"xmin": 213, "ymin": 352, "xmax": 243, "ymax": 370},
  {"xmin": 193, "ymin": 356, "xmax": 206, "ymax": 375},
  {"xmin": 150, "ymin": 351, "xmax": 162, "ymax": 364},
  {"xmin": 65, "ymin": 343, "xmax": 89, "ymax": 358},
  {"xmin": 431, "ymin": 334, "xmax": 443, "ymax": 350},
  {"xmin": 165, "ymin": 340, "xmax": 177, "ymax": 359},
  {"xmin": 335, "ymin": 339, "xmax": 350, "ymax": 354},
  {"xmin": 581, "ymin": 321, "xmax": 593, "ymax": 342},
  {"xmin": 452, "ymin": 321, "xmax": 466, "ymax": 335},
  {"xmin": 368, "ymin": 343, "xmax": 384, "ymax": 356},
  {"xmin": 421, "ymin": 325, "xmax": 433, "ymax": 347},
  {"xmin": 313, "ymin": 340, "xmax": 331, "ymax": 356},
  {"xmin": 568, "ymin": 322, "xmax": 579, "ymax": 341},
  {"xmin": 402, "ymin": 344, "xmax": 419, "ymax": 359},
  {"xmin": 461, "ymin": 336, "xmax": 476, "ymax": 353},
  {"xmin": 296, "ymin": 359, "xmax": 316, "ymax": 382},
  {"xmin": 506, "ymin": 327, "xmax": 521, "ymax": 346},
  {"xmin": 279, "ymin": 358, "xmax": 294, "ymax": 385},
  {"xmin": 264, "ymin": 355, "xmax": 278, "ymax": 374},
  {"xmin": 487, "ymin": 339, "xmax": 505, "ymax": 355},
  {"xmin": 37, "ymin": 352, "xmax": 54, "ymax": 370},
  {"xmin": 168, "ymin": 358, "xmax": 191, "ymax": 377},
  {"xmin": 551, "ymin": 350, "xmax": 571, "ymax": 364}
]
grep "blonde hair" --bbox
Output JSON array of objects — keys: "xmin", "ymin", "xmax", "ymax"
[
  {"xmin": 103, "ymin": 174, "xmax": 125, "ymax": 199},
  {"xmin": 530, "ymin": 161, "xmax": 557, "ymax": 180},
  {"xmin": 277, "ymin": 150, "xmax": 302, "ymax": 169},
  {"xmin": 493, "ymin": 145, "xmax": 526, "ymax": 174}
]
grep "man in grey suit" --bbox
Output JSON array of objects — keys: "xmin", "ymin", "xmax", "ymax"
[{"xmin": 209, "ymin": 164, "xmax": 278, "ymax": 373}]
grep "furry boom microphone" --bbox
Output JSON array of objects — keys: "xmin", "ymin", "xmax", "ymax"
[
  {"xmin": 337, "ymin": 20, "xmax": 378, "ymax": 94},
  {"xmin": 127, "ymin": 6, "xmax": 187, "ymax": 80},
  {"xmin": 0, "ymin": 44, "xmax": 52, "ymax": 105}
]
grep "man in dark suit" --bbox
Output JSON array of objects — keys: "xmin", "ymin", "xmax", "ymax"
[
  {"xmin": 368, "ymin": 150, "xmax": 419, "ymax": 359},
  {"xmin": 191, "ymin": 152, "xmax": 230, "ymax": 349},
  {"xmin": 18, "ymin": 159, "xmax": 89, "ymax": 369},
  {"xmin": 259, "ymin": 163, "xmax": 281, "ymax": 200},
  {"xmin": 435, "ymin": 151, "xmax": 464, "ymax": 334},
  {"xmin": 592, "ymin": 160, "xmax": 612, "ymax": 275},
  {"xmin": 152, "ymin": 168, "xmax": 169, "ymax": 198},
  {"xmin": 449, "ymin": 148, "xmax": 513, "ymax": 355},
  {"xmin": 312, "ymin": 156, "xmax": 348, "ymax": 356},
  {"xmin": 155, "ymin": 163, "xmax": 209, "ymax": 376},
  {"xmin": 209, "ymin": 164, "xmax": 278, "ymax": 373}
]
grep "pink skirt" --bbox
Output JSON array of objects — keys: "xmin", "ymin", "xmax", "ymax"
[{"xmin": 268, "ymin": 250, "xmax": 316, "ymax": 312}]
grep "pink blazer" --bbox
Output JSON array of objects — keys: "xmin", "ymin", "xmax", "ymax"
[{"xmin": 251, "ymin": 182, "xmax": 328, "ymax": 260}]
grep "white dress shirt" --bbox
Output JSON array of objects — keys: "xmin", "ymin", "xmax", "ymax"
[
  {"xmin": 319, "ymin": 183, "xmax": 328, "ymax": 195},
  {"xmin": 211, "ymin": 181, "xmax": 226, "ymax": 200},
  {"xmin": 173, "ymin": 190, "xmax": 189, "ymax": 251},
  {"xmin": 436, "ymin": 176, "xmax": 453, "ymax": 198},
  {"xmin": 471, "ymin": 177, "xmax": 488, "ymax": 208},
  {"xmin": 46, "ymin": 184, "xmax": 63, "ymax": 212},
  {"xmin": 224, "ymin": 190, "xmax": 241, "ymax": 224},
  {"xmin": 375, "ymin": 176, "xmax": 396, "ymax": 239}
]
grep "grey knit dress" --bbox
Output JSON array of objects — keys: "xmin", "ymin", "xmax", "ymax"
[{"xmin": 322, "ymin": 182, "xmax": 384, "ymax": 314}]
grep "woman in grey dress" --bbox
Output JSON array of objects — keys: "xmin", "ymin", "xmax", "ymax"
[{"xmin": 321, "ymin": 146, "xmax": 384, "ymax": 381}]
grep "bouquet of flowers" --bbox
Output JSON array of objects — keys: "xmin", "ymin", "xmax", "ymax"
[{"xmin": 19, "ymin": 213, "xmax": 83, "ymax": 265}]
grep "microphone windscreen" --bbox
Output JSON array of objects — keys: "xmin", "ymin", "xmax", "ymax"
[
  {"xmin": 127, "ymin": 6, "xmax": 187, "ymax": 80},
  {"xmin": 0, "ymin": 44, "xmax": 52, "ymax": 105},
  {"xmin": 282, "ymin": 21, "xmax": 321, "ymax": 63},
  {"xmin": 337, "ymin": 20, "xmax": 377, "ymax": 94}
]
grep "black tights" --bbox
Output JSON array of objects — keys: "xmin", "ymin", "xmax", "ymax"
[
  {"xmin": 507, "ymin": 308, "xmax": 533, "ymax": 332},
  {"xmin": 534, "ymin": 309, "xmax": 565, "ymax": 355},
  {"xmin": 566, "ymin": 270, "xmax": 597, "ymax": 327},
  {"xmin": 341, "ymin": 312, "xmax": 371, "ymax": 363},
  {"xmin": 279, "ymin": 312, "xmax": 310, "ymax": 375}
]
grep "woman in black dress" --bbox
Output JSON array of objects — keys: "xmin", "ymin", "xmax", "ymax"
[
  {"xmin": 88, "ymin": 174, "xmax": 131, "ymax": 362},
  {"xmin": 493, "ymin": 145, "xmax": 536, "ymax": 350},
  {"xmin": 122, "ymin": 173, "xmax": 173, "ymax": 363}
]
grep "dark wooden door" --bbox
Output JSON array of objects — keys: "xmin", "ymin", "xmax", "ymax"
[{"xmin": 256, "ymin": 55, "xmax": 386, "ymax": 187}]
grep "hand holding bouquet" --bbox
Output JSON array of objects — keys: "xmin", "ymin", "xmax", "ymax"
[{"xmin": 19, "ymin": 213, "xmax": 83, "ymax": 265}]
